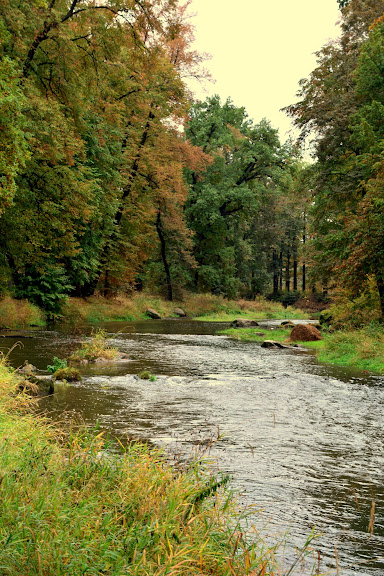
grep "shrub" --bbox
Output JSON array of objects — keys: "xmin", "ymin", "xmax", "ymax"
[{"xmin": 47, "ymin": 357, "xmax": 68, "ymax": 373}]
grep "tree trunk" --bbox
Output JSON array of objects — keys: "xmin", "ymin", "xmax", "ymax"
[
  {"xmin": 293, "ymin": 244, "xmax": 298, "ymax": 291},
  {"xmin": 156, "ymin": 211, "xmax": 173, "ymax": 301},
  {"xmin": 279, "ymin": 251, "xmax": 283, "ymax": 291},
  {"xmin": 302, "ymin": 213, "xmax": 306, "ymax": 292},
  {"xmin": 273, "ymin": 250, "xmax": 279, "ymax": 295},
  {"xmin": 376, "ymin": 275, "xmax": 384, "ymax": 321},
  {"xmin": 285, "ymin": 251, "xmax": 291, "ymax": 292}
]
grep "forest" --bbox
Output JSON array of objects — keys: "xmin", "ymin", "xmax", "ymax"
[{"xmin": 1, "ymin": 0, "xmax": 384, "ymax": 327}]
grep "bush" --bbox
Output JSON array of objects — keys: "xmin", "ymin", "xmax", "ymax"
[{"xmin": 47, "ymin": 357, "xmax": 68, "ymax": 373}]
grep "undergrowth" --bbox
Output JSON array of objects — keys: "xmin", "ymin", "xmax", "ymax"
[{"xmin": 0, "ymin": 296, "xmax": 45, "ymax": 330}]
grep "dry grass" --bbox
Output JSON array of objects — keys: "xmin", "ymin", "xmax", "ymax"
[
  {"xmin": 0, "ymin": 296, "xmax": 45, "ymax": 329},
  {"xmin": 62, "ymin": 293, "xmax": 309, "ymax": 324}
]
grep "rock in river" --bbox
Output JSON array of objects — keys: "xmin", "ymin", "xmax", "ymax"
[
  {"xmin": 231, "ymin": 318, "xmax": 259, "ymax": 328},
  {"xmin": 290, "ymin": 323, "xmax": 322, "ymax": 342},
  {"xmin": 261, "ymin": 340, "xmax": 291, "ymax": 349},
  {"xmin": 145, "ymin": 308, "xmax": 161, "ymax": 320}
]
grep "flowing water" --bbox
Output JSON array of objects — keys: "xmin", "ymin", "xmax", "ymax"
[{"xmin": 2, "ymin": 319, "xmax": 384, "ymax": 575}]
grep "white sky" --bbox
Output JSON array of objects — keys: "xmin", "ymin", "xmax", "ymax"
[{"xmin": 187, "ymin": 0, "xmax": 341, "ymax": 143}]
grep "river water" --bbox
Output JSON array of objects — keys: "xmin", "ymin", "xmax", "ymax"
[{"xmin": 3, "ymin": 319, "xmax": 384, "ymax": 575}]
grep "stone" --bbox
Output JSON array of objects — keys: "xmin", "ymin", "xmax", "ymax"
[
  {"xmin": 145, "ymin": 308, "xmax": 161, "ymax": 320},
  {"xmin": 289, "ymin": 323, "xmax": 322, "ymax": 342},
  {"xmin": 281, "ymin": 320, "xmax": 295, "ymax": 327},
  {"xmin": 94, "ymin": 357, "xmax": 109, "ymax": 364},
  {"xmin": 230, "ymin": 318, "xmax": 259, "ymax": 328},
  {"xmin": 18, "ymin": 361, "xmax": 37, "ymax": 374},
  {"xmin": 261, "ymin": 340, "xmax": 291, "ymax": 349},
  {"xmin": 174, "ymin": 307, "xmax": 187, "ymax": 317}
]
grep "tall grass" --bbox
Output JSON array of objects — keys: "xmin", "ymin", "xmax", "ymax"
[
  {"xmin": 0, "ymin": 362, "xmax": 282, "ymax": 575},
  {"xmin": 0, "ymin": 297, "xmax": 45, "ymax": 330}
]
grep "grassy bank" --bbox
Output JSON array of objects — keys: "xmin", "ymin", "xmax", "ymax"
[
  {"xmin": 61, "ymin": 293, "xmax": 309, "ymax": 324},
  {"xmin": 0, "ymin": 293, "xmax": 309, "ymax": 327},
  {"xmin": 0, "ymin": 363, "xmax": 279, "ymax": 575},
  {"xmin": 220, "ymin": 324, "xmax": 384, "ymax": 374}
]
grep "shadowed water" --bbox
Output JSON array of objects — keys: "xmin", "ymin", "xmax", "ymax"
[{"xmin": 3, "ymin": 319, "xmax": 384, "ymax": 575}]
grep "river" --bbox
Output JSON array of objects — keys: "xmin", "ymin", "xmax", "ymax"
[{"xmin": 3, "ymin": 318, "xmax": 384, "ymax": 575}]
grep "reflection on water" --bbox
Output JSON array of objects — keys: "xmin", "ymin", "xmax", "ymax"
[{"xmin": 3, "ymin": 319, "xmax": 384, "ymax": 575}]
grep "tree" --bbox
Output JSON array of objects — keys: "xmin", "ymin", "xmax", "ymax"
[
  {"xmin": 0, "ymin": 0, "xmax": 208, "ymax": 309},
  {"xmin": 285, "ymin": 0, "xmax": 384, "ymax": 313},
  {"xmin": 185, "ymin": 96, "xmax": 286, "ymax": 298}
]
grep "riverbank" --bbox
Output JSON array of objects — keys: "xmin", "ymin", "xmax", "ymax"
[
  {"xmin": 0, "ymin": 362, "xmax": 278, "ymax": 575},
  {"xmin": 0, "ymin": 293, "xmax": 308, "ymax": 328},
  {"xmin": 220, "ymin": 324, "xmax": 384, "ymax": 374}
]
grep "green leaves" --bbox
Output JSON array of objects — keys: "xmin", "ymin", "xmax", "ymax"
[{"xmin": 0, "ymin": 57, "xmax": 30, "ymax": 215}]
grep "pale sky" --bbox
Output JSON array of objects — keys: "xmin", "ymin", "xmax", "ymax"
[{"xmin": 187, "ymin": 0, "xmax": 341, "ymax": 143}]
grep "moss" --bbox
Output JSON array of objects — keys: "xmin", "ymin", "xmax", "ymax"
[{"xmin": 53, "ymin": 367, "xmax": 82, "ymax": 381}]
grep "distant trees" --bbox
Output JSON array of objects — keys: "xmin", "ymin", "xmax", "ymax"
[{"xmin": 183, "ymin": 96, "xmax": 309, "ymax": 300}]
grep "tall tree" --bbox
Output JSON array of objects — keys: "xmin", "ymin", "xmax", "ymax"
[
  {"xmin": 185, "ymin": 96, "xmax": 286, "ymax": 297},
  {"xmin": 285, "ymin": 0, "xmax": 384, "ymax": 313}
]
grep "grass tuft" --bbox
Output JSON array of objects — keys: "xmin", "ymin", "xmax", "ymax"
[{"xmin": 69, "ymin": 329, "xmax": 119, "ymax": 362}]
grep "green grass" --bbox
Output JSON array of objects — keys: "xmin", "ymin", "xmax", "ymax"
[
  {"xmin": 0, "ymin": 362, "xmax": 284, "ymax": 575},
  {"xmin": 194, "ymin": 307, "xmax": 309, "ymax": 323},
  {"xmin": 220, "ymin": 324, "xmax": 384, "ymax": 374},
  {"xmin": 317, "ymin": 326, "xmax": 384, "ymax": 373}
]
